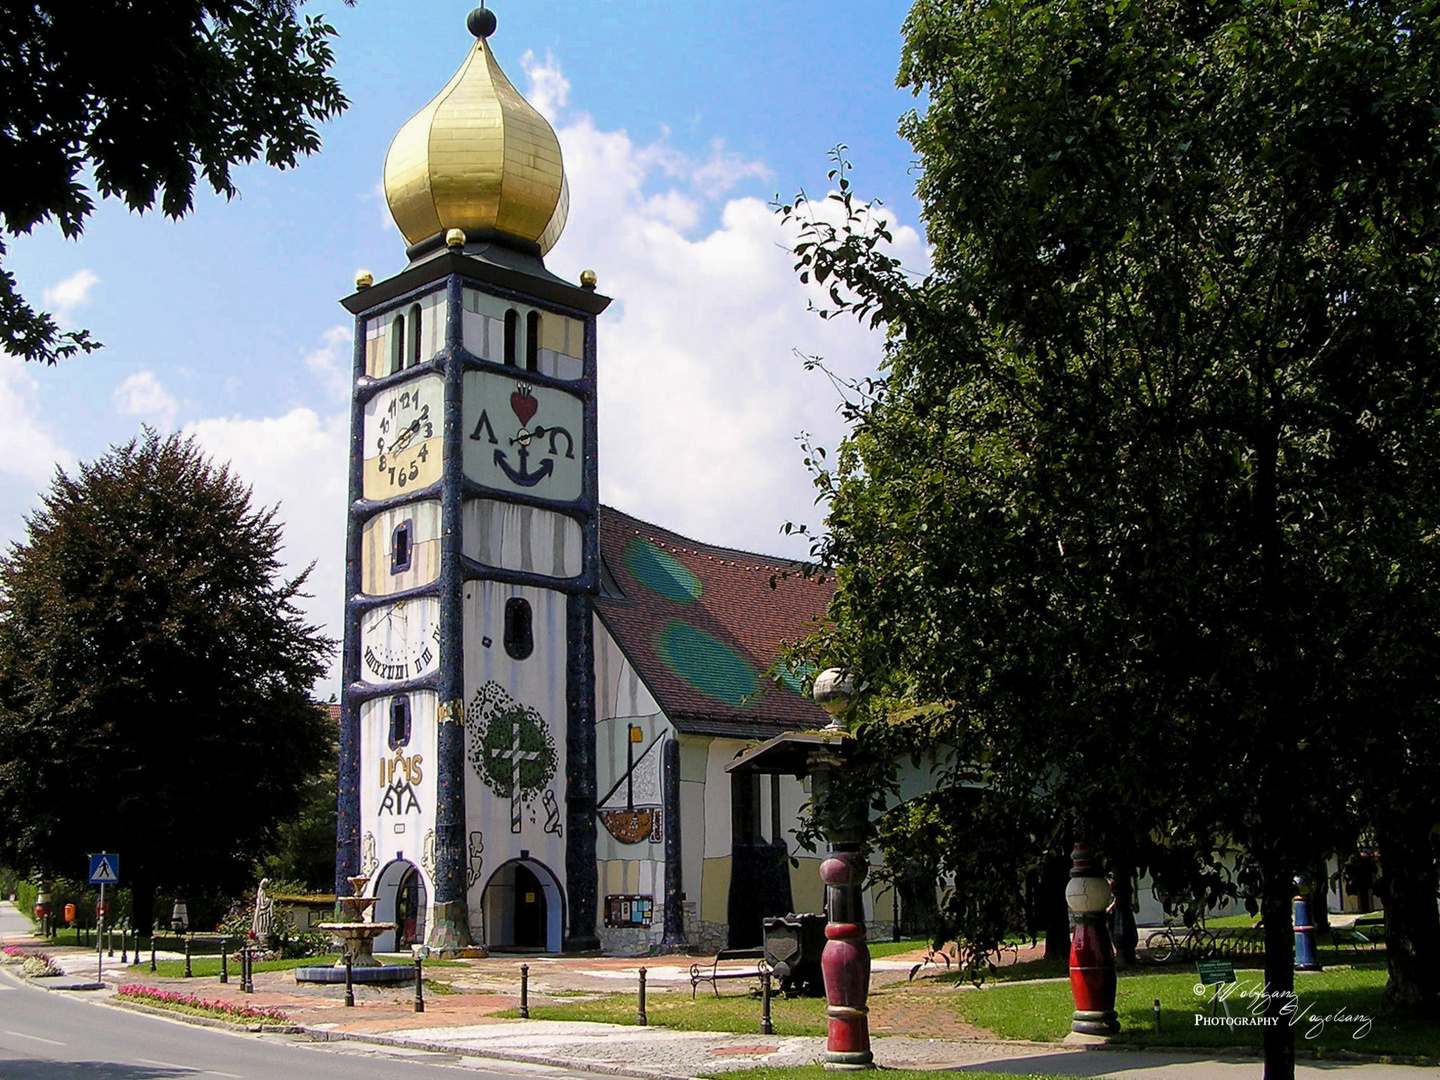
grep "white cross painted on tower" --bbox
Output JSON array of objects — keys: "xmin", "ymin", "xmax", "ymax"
[{"xmin": 490, "ymin": 713, "xmax": 541, "ymax": 833}]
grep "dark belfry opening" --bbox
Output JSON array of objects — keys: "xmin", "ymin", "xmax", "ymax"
[
  {"xmin": 504, "ymin": 309, "xmax": 519, "ymax": 366},
  {"xmin": 526, "ymin": 311, "xmax": 540, "ymax": 371}
]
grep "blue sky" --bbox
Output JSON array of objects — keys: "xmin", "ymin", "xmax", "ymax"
[{"xmin": 3, "ymin": 1, "xmax": 928, "ymax": 693}]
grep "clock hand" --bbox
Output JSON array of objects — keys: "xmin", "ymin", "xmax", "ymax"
[{"xmin": 387, "ymin": 419, "xmax": 421, "ymax": 454}]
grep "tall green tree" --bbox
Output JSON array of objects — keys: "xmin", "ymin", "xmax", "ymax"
[
  {"xmin": 1, "ymin": 1, "xmax": 351, "ymax": 364},
  {"xmin": 0, "ymin": 432, "xmax": 334, "ymax": 933},
  {"xmin": 783, "ymin": 1, "xmax": 1440, "ymax": 1072}
]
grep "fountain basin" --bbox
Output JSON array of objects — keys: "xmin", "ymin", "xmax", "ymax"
[{"xmin": 293, "ymin": 963, "xmax": 414, "ymax": 984}]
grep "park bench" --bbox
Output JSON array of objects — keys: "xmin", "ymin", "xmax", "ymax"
[
  {"xmin": 689, "ymin": 947, "xmax": 768, "ymax": 999},
  {"xmin": 1332, "ymin": 915, "xmax": 1385, "ymax": 952}
]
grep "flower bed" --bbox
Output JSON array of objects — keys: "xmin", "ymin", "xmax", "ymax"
[
  {"xmin": 115, "ymin": 984, "xmax": 290, "ymax": 1025},
  {"xmin": 3, "ymin": 947, "xmax": 62, "ymax": 976}
]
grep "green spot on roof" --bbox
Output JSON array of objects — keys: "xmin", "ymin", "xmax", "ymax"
[
  {"xmin": 625, "ymin": 537, "xmax": 702, "ymax": 604},
  {"xmin": 656, "ymin": 620, "xmax": 757, "ymax": 706},
  {"xmin": 774, "ymin": 661, "xmax": 810, "ymax": 696}
]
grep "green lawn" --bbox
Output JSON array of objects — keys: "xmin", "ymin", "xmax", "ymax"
[
  {"xmin": 499, "ymin": 989, "xmax": 830, "ymax": 1036},
  {"xmin": 866, "ymin": 937, "xmax": 932, "ymax": 959},
  {"xmin": 953, "ymin": 962, "xmax": 1438, "ymax": 1058}
]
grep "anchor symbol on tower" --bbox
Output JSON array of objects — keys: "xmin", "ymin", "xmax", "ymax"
[{"xmin": 469, "ymin": 383, "xmax": 575, "ymax": 488}]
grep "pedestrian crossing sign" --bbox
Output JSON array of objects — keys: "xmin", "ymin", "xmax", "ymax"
[{"xmin": 88, "ymin": 853, "xmax": 119, "ymax": 885}]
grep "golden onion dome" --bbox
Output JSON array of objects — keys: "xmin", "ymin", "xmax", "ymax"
[{"xmin": 383, "ymin": 8, "xmax": 568, "ymax": 255}]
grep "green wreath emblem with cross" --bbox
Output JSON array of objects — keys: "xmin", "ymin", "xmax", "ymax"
[{"xmin": 466, "ymin": 681, "xmax": 558, "ymax": 832}]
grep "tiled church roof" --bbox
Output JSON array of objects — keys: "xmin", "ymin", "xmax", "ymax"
[{"xmin": 596, "ymin": 505, "xmax": 835, "ymax": 737}]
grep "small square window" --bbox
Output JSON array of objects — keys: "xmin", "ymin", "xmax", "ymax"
[{"xmin": 389, "ymin": 695, "xmax": 412, "ymax": 749}]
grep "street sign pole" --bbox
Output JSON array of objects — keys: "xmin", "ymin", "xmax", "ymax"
[{"xmin": 97, "ymin": 881, "xmax": 104, "ymax": 982}]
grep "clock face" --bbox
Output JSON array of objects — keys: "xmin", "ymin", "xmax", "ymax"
[
  {"xmin": 363, "ymin": 374, "xmax": 444, "ymax": 500},
  {"xmin": 360, "ymin": 597, "xmax": 441, "ymax": 684},
  {"xmin": 462, "ymin": 372, "xmax": 584, "ymax": 503}
]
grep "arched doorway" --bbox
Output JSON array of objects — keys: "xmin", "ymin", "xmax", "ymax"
[
  {"xmin": 372, "ymin": 859, "xmax": 428, "ymax": 953},
  {"xmin": 481, "ymin": 858, "xmax": 564, "ymax": 953}
]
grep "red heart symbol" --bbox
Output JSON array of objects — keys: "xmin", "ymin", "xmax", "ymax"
[{"xmin": 511, "ymin": 390, "xmax": 538, "ymax": 426}]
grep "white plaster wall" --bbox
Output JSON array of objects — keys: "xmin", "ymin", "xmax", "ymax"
[
  {"xmin": 461, "ymin": 287, "xmax": 584, "ymax": 381},
  {"xmin": 463, "ymin": 499, "xmax": 582, "ymax": 579},
  {"xmin": 461, "ymin": 582, "xmax": 569, "ymax": 944},
  {"xmin": 361, "ymin": 501, "xmax": 442, "ymax": 596},
  {"xmin": 358, "ymin": 690, "xmax": 439, "ymax": 941}
]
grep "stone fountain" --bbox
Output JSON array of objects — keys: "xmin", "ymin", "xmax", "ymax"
[{"xmin": 294, "ymin": 875, "xmax": 414, "ymax": 985}]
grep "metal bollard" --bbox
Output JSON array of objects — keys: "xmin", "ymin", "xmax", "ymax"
[
  {"xmin": 220, "ymin": 939, "xmax": 228, "ymax": 984},
  {"xmin": 107, "ymin": 926, "xmax": 114, "ymax": 958},
  {"xmin": 244, "ymin": 947, "xmax": 254, "ymax": 994},
  {"xmin": 636, "ymin": 967, "xmax": 648, "ymax": 1027},
  {"xmin": 760, "ymin": 968, "xmax": 773, "ymax": 1035},
  {"xmin": 344, "ymin": 954, "xmax": 355, "ymax": 1007},
  {"xmin": 1153, "ymin": 998, "xmax": 1162, "ymax": 1031},
  {"xmin": 120, "ymin": 926, "xmax": 128, "ymax": 964},
  {"xmin": 183, "ymin": 935, "xmax": 192, "ymax": 978},
  {"xmin": 150, "ymin": 933, "xmax": 156, "ymax": 972},
  {"xmin": 519, "ymin": 963, "xmax": 530, "ymax": 1019},
  {"xmin": 414, "ymin": 956, "xmax": 425, "ymax": 1013}
]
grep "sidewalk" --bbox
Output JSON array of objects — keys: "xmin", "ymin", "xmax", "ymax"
[{"xmin": 4, "ymin": 903, "xmax": 1436, "ymax": 1079}]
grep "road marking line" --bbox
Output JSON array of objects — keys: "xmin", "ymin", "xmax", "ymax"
[
  {"xmin": 136, "ymin": 1058, "xmax": 196, "ymax": 1071},
  {"xmin": 206, "ymin": 1072, "xmax": 242, "ymax": 1078},
  {"xmin": 5, "ymin": 1031, "xmax": 64, "ymax": 1045}
]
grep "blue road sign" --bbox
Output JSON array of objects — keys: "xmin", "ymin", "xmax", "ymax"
[{"xmin": 88, "ymin": 853, "xmax": 119, "ymax": 885}]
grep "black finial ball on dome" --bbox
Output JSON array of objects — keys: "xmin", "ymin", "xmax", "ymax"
[{"xmin": 467, "ymin": 6, "xmax": 497, "ymax": 38}]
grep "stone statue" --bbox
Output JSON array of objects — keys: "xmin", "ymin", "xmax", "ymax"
[{"xmin": 250, "ymin": 878, "xmax": 274, "ymax": 941}]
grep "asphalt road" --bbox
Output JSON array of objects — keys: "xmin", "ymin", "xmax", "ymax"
[{"xmin": 0, "ymin": 970, "xmax": 612, "ymax": 1080}]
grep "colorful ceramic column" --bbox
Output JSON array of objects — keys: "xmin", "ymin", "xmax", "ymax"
[{"xmin": 1066, "ymin": 843, "xmax": 1119, "ymax": 1035}]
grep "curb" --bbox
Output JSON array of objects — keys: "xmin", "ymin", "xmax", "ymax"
[
  {"xmin": 303, "ymin": 1027, "xmax": 701, "ymax": 1080},
  {"xmin": 107, "ymin": 996, "xmax": 306, "ymax": 1035}
]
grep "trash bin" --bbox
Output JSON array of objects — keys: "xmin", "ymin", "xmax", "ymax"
[{"xmin": 763, "ymin": 913, "xmax": 827, "ymax": 995}]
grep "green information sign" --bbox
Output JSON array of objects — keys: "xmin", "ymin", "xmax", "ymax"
[{"xmin": 1197, "ymin": 959, "xmax": 1236, "ymax": 985}]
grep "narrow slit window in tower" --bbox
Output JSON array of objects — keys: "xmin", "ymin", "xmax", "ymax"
[
  {"xmin": 390, "ymin": 315, "xmax": 405, "ymax": 374},
  {"xmin": 526, "ymin": 311, "xmax": 540, "ymax": 371},
  {"xmin": 389, "ymin": 695, "xmax": 412, "ymax": 750},
  {"xmin": 391, "ymin": 520, "xmax": 413, "ymax": 574},
  {"xmin": 504, "ymin": 597, "xmax": 533, "ymax": 660},
  {"xmin": 504, "ymin": 310, "xmax": 519, "ymax": 366},
  {"xmin": 407, "ymin": 303, "xmax": 423, "ymax": 366}
]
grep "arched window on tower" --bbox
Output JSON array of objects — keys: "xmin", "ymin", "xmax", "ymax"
[
  {"xmin": 526, "ymin": 311, "xmax": 540, "ymax": 372},
  {"xmin": 504, "ymin": 597, "xmax": 533, "ymax": 660},
  {"xmin": 407, "ymin": 303, "xmax": 423, "ymax": 367},
  {"xmin": 503, "ymin": 309, "xmax": 519, "ymax": 367},
  {"xmin": 389, "ymin": 314, "xmax": 405, "ymax": 375}
]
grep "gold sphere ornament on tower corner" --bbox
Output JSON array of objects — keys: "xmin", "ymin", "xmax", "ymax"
[{"xmin": 384, "ymin": 7, "xmax": 569, "ymax": 257}]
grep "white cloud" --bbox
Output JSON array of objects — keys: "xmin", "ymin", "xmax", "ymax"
[
  {"xmin": 113, "ymin": 371, "xmax": 179, "ymax": 431},
  {"xmin": 185, "ymin": 408, "xmax": 350, "ymax": 689},
  {"xmin": 42, "ymin": 269, "xmax": 99, "ymax": 323},
  {"xmin": 520, "ymin": 50, "xmax": 570, "ymax": 121},
  {"xmin": 305, "ymin": 325, "xmax": 354, "ymax": 402},
  {"xmin": 531, "ymin": 64, "xmax": 927, "ymax": 557},
  {"xmin": 0, "ymin": 355, "xmax": 75, "ymax": 487}
]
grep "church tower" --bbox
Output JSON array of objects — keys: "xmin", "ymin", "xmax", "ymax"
[{"xmin": 336, "ymin": 6, "xmax": 608, "ymax": 953}]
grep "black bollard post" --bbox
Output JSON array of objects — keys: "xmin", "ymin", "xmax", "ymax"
[
  {"xmin": 183, "ymin": 935, "xmax": 192, "ymax": 978},
  {"xmin": 519, "ymin": 963, "xmax": 530, "ymax": 1019},
  {"xmin": 761, "ymin": 968, "xmax": 773, "ymax": 1035},
  {"xmin": 121, "ymin": 926, "xmax": 128, "ymax": 964},
  {"xmin": 150, "ymin": 932, "xmax": 157, "ymax": 972},
  {"xmin": 636, "ymin": 967, "xmax": 648, "ymax": 1027},
  {"xmin": 107, "ymin": 926, "xmax": 114, "ymax": 958},
  {"xmin": 344, "ymin": 954, "xmax": 355, "ymax": 1008},
  {"xmin": 220, "ymin": 939, "xmax": 228, "ymax": 984},
  {"xmin": 244, "ymin": 947, "xmax": 254, "ymax": 994},
  {"xmin": 414, "ymin": 956, "xmax": 425, "ymax": 1013}
]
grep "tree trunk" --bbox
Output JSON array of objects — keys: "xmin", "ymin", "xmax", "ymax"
[
  {"xmin": 1376, "ymin": 815, "xmax": 1440, "ymax": 1018},
  {"xmin": 131, "ymin": 866, "xmax": 156, "ymax": 940},
  {"xmin": 1261, "ymin": 870, "xmax": 1296, "ymax": 1080}
]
